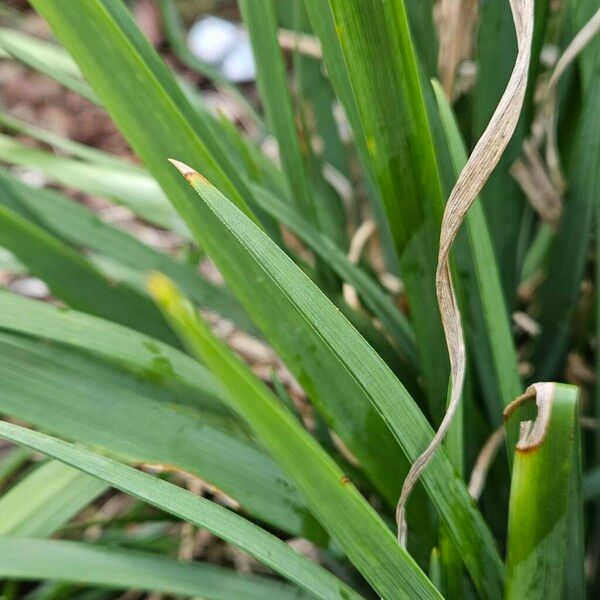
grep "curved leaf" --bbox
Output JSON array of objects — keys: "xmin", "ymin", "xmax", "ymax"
[{"xmin": 0, "ymin": 421, "xmax": 362, "ymax": 600}]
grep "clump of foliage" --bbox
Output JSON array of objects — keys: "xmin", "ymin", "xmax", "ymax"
[{"xmin": 0, "ymin": 0, "xmax": 598, "ymax": 598}]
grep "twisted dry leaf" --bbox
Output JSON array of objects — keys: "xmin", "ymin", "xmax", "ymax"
[
  {"xmin": 468, "ymin": 426, "xmax": 505, "ymax": 501},
  {"xmin": 342, "ymin": 219, "xmax": 376, "ymax": 309},
  {"xmin": 436, "ymin": 0, "xmax": 478, "ymax": 97},
  {"xmin": 503, "ymin": 382, "xmax": 555, "ymax": 451},
  {"xmin": 396, "ymin": 0, "xmax": 534, "ymax": 545},
  {"xmin": 278, "ymin": 29, "xmax": 322, "ymax": 59},
  {"xmin": 543, "ymin": 7, "xmax": 600, "ymax": 190},
  {"xmin": 511, "ymin": 139, "xmax": 562, "ymax": 226}
]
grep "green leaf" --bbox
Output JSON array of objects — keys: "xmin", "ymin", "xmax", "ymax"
[
  {"xmin": 0, "ymin": 290, "xmax": 221, "ymax": 406},
  {"xmin": 239, "ymin": 0, "xmax": 345, "ymax": 253},
  {"xmin": 150, "ymin": 273, "xmax": 440, "ymax": 600},
  {"xmin": 300, "ymin": 1, "xmax": 401, "ymax": 277},
  {"xmin": 0, "ymin": 134, "xmax": 184, "ymax": 233},
  {"xmin": 575, "ymin": 0, "xmax": 600, "ymax": 90},
  {"xmin": 404, "ymin": 0, "xmax": 438, "ymax": 75},
  {"xmin": 239, "ymin": 2, "xmax": 315, "ymax": 221},
  {"xmin": 0, "ymin": 538, "xmax": 311, "ymax": 600},
  {"xmin": 162, "ymin": 165, "xmax": 504, "ymax": 598},
  {"xmin": 0, "ymin": 447, "xmax": 29, "ymax": 487},
  {"xmin": 0, "ymin": 421, "xmax": 362, "ymax": 600},
  {"xmin": 0, "ymin": 112, "xmax": 127, "ymax": 168},
  {"xmin": 0, "ymin": 331, "xmax": 322, "ymax": 541},
  {"xmin": 312, "ymin": 0, "xmax": 450, "ymax": 419},
  {"xmin": 0, "ymin": 461, "xmax": 106, "ymax": 537},
  {"xmin": 504, "ymin": 383, "xmax": 583, "ymax": 599},
  {"xmin": 0, "ymin": 27, "xmax": 97, "ymax": 102},
  {"xmin": 288, "ymin": 3, "xmax": 350, "ymax": 182},
  {"xmin": 250, "ymin": 185, "xmax": 418, "ymax": 368},
  {"xmin": 0, "ymin": 201, "xmax": 178, "ymax": 346},
  {"xmin": 0, "ymin": 169, "xmax": 254, "ymax": 333},
  {"xmin": 29, "ymin": 0, "xmax": 268, "ymax": 229}
]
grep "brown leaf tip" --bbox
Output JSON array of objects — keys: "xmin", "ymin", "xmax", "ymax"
[
  {"xmin": 168, "ymin": 158, "xmax": 209, "ymax": 184},
  {"xmin": 503, "ymin": 382, "xmax": 555, "ymax": 451}
]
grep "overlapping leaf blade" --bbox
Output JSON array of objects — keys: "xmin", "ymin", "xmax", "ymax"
[
  {"xmin": 28, "ymin": 0, "xmax": 415, "ymax": 525},
  {"xmin": 0, "ymin": 169, "xmax": 253, "ymax": 332},
  {"xmin": 150, "ymin": 274, "xmax": 440, "ymax": 599},
  {"xmin": 160, "ymin": 165, "xmax": 503, "ymax": 597},
  {"xmin": 0, "ymin": 538, "xmax": 310, "ymax": 600},
  {"xmin": 0, "ymin": 421, "xmax": 361, "ymax": 600},
  {"xmin": 0, "ymin": 461, "xmax": 107, "ymax": 538},
  {"xmin": 0, "ymin": 200, "xmax": 178, "ymax": 346},
  {"xmin": 0, "ymin": 331, "xmax": 322, "ymax": 540},
  {"xmin": 313, "ymin": 0, "xmax": 449, "ymax": 419}
]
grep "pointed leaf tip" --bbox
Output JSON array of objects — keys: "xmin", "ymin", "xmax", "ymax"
[
  {"xmin": 147, "ymin": 271, "xmax": 176, "ymax": 305},
  {"xmin": 167, "ymin": 159, "xmax": 209, "ymax": 184}
]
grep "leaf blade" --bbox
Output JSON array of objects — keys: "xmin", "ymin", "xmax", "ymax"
[
  {"xmin": 164, "ymin": 164, "xmax": 504, "ymax": 598},
  {"xmin": 150, "ymin": 274, "xmax": 440, "ymax": 600},
  {"xmin": 0, "ymin": 421, "xmax": 362, "ymax": 600},
  {"xmin": 0, "ymin": 538, "xmax": 311, "ymax": 600}
]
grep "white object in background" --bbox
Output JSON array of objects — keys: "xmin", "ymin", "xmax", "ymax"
[
  {"xmin": 9, "ymin": 277, "xmax": 50, "ymax": 299},
  {"xmin": 221, "ymin": 37, "xmax": 256, "ymax": 83},
  {"xmin": 187, "ymin": 16, "xmax": 239, "ymax": 65},
  {"xmin": 187, "ymin": 16, "xmax": 256, "ymax": 83}
]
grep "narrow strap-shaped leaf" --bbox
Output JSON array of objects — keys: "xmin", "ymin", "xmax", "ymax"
[
  {"xmin": 250, "ymin": 185, "xmax": 417, "ymax": 367},
  {"xmin": 239, "ymin": 1, "xmax": 315, "ymax": 225},
  {"xmin": 0, "ymin": 538, "xmax": 310, "ymax": 600},
  {"xmin": 0, "ymin": 461, "xmax": 106, "ymax": 537},
  {"xmin": 150, "ymin": 274, "xmax": 440, "ymax": 600},
  {"xmin": 0, "ymin": 290, "xmax": 221, "ymax": 405},
  {"xmin": 0, "ymin": 331, "xmax": 322, "ymax": 540},
  {"xmin": 301, "ymin": 0, "xmax": 400, "ymax": 276},
  {"xmin": 0, "ymin": 169, "xmax": 254, "ymax": 333},
  {"xmin": 163, "ymin": 159, "xmax": 407, "ymax": 513},
  {"xmin": 289, "ymin": 4, "xmax": 350, "ymax": 183},
  {"xmin": 0, "ymin": 112, "xmax": 127, "ymax": 168},
  {"xmin": 29, "ymin": 0, "xmax": 260, "ymax": 226},
  {"xmin": 0, "ymin": 27, "xmax": 98, "ymax": 102},
  {"xmin": 0, "ymin": 447, "xmax": 29, "ymax": 487},
  {"xmin": 165, "ymin": 163, "xmax": 504, "ymax": 598},
  {"xmin": 0, "ymin": 203, "xmax": 178, "ymax": 347},
  {"xmin": 504, "ymin": 383, "xmax": 582, "ymax": 599},
  {"xmin": 404, "ymin": 0, "xmax": 438, "ymax": 76},
  {"xmin": 0, "ymin": 421, "xmax": 362, "ymax": 600},
  {"xmin": 0, "ymin": 135, "xmax": 183, "ymax": 233},
  {"xmin": 316, "ymin": 0, "xmax": 450, "ymax": 420},
  {"xmin": 571, "ymin": 0, "xmax": 600, "ymax": 92}
]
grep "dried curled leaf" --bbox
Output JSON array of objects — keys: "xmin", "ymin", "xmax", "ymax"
[
  {"xmin": 468, "ymin": 426, "xmax": 505, "ymax": 501},
  {"xmin": 396, "ymin": 0, "xmax": 534, "ymax": 544},
  {"xmin": 503, "ymin": 382, "xmax": 555, "ymax": 451},
  {"xmin": 542, "ymin": 7, "xmax": 600, "ymax": 189}
]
